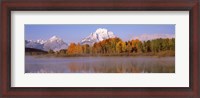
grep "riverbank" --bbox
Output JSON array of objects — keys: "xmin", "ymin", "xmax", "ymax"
[{"xmin": 26, "ymin": 50, "xmax": 175, "ymax": 58}]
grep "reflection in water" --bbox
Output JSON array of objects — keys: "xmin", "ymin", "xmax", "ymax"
[{"xmin": 25, "ymin": 56, "xmax": 175, "ymax": 73}]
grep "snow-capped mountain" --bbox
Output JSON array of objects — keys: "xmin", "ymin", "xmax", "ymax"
[
  {"xmin": 43, "ymin": 36, "xmax": 68, "ymax": 51},
  {"xmin": 81, "ymin": 28, "xmax": 116, "ymax": 45},
  {"xmin": 25, "ymin": 36, "xmax": 68, "ymax": 51},
  {"xmin": 25, "ymin": 40, "xmax": 44, "ymax": 50},
  {"xmin": 132, "ymin": 33, "xmax": 175, "ymax": 41}
]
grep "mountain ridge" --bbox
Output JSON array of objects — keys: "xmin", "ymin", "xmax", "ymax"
[
  {"xmin": 132, "ymin": 33, "xmax": 175, "ymax": 41},
  {"xmin": 25, "ymin": 36, "xmax": 68, "ymax": 51}
]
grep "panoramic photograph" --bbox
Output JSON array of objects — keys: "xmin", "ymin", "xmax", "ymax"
[{"xmin": 25, "ymin": 24, "xmax": 175, "ymax": 73}]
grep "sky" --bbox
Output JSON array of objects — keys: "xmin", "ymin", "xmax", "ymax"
[{"xmin": 25, "ymin": 24, "xmax": 175, "ymax": 43}]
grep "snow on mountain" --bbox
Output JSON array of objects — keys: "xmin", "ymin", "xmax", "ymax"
[
  {"xmin": 43, "ymin": 36, "xmax": 68, "ymax": 51},
  {"xmin": 132, "ymin": 33, "xmax": 175, "ymax": 41},
  {"xmin": 81, "ymin": 28, "xmax": 116, "ymax": 45},
  {"xmin": 25, "ymin": 40, "xmax": 44, "ymax": 50},
  {"xmin": 36, "ymin": 39, "xmax": 47, "ymax": 44},
  {"xmin": 25, "ymin": 36, "xmax": 68, "ymax": 51}
]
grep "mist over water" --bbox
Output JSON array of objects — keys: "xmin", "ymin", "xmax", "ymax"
[{"xmin": 25, "ymin": 56, "xmax": 175, "ymax": 73}]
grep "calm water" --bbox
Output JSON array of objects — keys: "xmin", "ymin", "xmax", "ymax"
[{"xmin": 25, "ymin": 56, "xmax": 175, "ymax": 73}]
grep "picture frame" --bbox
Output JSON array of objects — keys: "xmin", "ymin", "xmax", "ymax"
[{"xmin": 0, "ymin": 0, "xmax": 199, "ymax": 97}]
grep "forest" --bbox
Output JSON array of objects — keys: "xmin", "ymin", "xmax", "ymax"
[{"xmin": 48, "ymin": 37, "xmax": 175, "ymax": 57}]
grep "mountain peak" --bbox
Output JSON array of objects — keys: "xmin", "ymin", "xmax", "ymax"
[
  {"xmin": 81, "ymin": 28, "xmax": 116, "ymax": 45},
  {"xmin": 50, "ymin": 35, "xmax": 59, "ymax": 39},
  {"xmin": 49, "ymin": 36, "xmax": 61, "ymax": 42},
  {"xmin": 95, "ymin": 28, "xmax": 108, "ymax": 33}
]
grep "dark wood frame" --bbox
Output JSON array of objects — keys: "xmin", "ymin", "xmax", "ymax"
[{"xmin": 0, "ymin": 0, "xmax": 199, "ymax": 97}]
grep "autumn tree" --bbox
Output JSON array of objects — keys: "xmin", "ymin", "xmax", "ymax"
[
  {"xmin": 66, "ymin": 37, "xmax": 175, "ymax": 56},
  {"xmin": 67, "ymin": 43, "xmax": 77, "ymax": 55},
  {"xmin": 82, "ymin": 44, "xmax": 90, "ymax": 54},
  {"xmin": 131, "ymin": 39, "xmax": 141, "ymax": 53},
  {"xmin": 92, "ymin": 42, "xmax": 102, "ymax": 54},
  {"xmin": 116, "ymin": 41, "xmax": 126, "ymax": 53},
  {"xmin": 169, "ymin": 38, "xmax": 175, "ymax": 51},
  {"xmin": 137, "ymin": 41, "xmax": 143, "ymax": 53},
  {"xmin": 126, "ymin": 41, "xmax": 132, "ymax": 53}
]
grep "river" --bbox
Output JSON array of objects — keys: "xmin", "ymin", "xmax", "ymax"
[{"xmin": 25, "ymin": 56, "xmax": 175, "ymax": 73}]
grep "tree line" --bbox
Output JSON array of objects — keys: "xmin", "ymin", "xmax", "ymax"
[{"xmin": 50, "ymin": 37, "xmax": 175, "ymax": 56}]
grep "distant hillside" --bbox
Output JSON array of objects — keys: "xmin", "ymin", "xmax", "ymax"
[{"xmin": 25, "ymin": 47, "xmax": 48, "ymax": 55}]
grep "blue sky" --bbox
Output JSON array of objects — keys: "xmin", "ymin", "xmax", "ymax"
[{"xmin": 25, "ymin": 24, "xmax": 175, "ymax": 43}]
